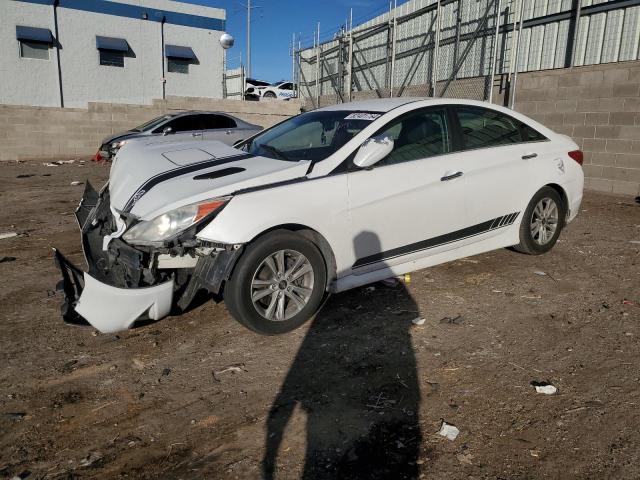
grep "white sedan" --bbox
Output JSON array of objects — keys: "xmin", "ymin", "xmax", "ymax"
[
  {"xmin": 255, "ymin": 81, "xmax": 297, "ymax": 100},
  {"xmin": 55, "ymin": 98, "xmax": 584, "ymax": 334}
]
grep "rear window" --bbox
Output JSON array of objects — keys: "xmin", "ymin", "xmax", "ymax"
[{"xmin": 455, "ymin": 106, "xmax": 522, "ymax": 150}]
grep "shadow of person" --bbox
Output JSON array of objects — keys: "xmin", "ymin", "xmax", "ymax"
[{"xmin": 263, "ymin": 231, "xmax": 422, "ymax": 479}]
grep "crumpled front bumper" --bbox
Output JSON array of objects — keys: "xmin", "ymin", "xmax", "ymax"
[{"xmin": 54, "ymin": 249, "xmax": 174, "ymax": 333}]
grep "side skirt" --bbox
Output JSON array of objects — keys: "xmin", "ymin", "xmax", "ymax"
[{"xmin": 332, "ymin": 228, "xmax": 518, "ymax": 293}]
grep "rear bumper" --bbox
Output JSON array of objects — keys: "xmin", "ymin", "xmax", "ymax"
[{"xmin": 54, "ymin": 248, "xmax": 174, "ymax": 333}]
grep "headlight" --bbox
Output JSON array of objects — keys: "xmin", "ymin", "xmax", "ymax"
[{"xmin": 123, "ymin": 197, "xmax": 229, "ymax": 245}]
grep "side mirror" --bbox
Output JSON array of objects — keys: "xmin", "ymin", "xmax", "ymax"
[
  {"xmin": 162, "ymin": 126, "xmax": 173, "ymax": 136},
  {"xmin": 353, "ymin": 135, "xmax": 394, "ymax": 169}
]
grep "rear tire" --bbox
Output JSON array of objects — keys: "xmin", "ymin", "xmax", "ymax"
[
  {"xmin": 263, "ymin": 91, "xmax": 277, "ymax": 99},
  {"xmin": 514, "ymin": 186, "xmax": 565, "ymax": 255},
  {"xmin": 224, "ymin": 230, "xmax": 327, "ymax": 335}
]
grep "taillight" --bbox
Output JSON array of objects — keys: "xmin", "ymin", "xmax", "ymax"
[{"xmin": 568, "ymin": 150, "xmax": 583, "ymax": 166}]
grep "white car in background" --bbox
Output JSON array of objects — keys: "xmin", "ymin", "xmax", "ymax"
[
  {"xmin": 255, "ymin": 81, "xmax": 297, "ymax": 100},
  {"xmin": 55, "ymin": 98, "xmax": 584, "ymax": 335}
]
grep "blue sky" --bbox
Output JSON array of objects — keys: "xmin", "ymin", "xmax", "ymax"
[{"xmin": 177, "ymin": 0, "xmax": 401, "ymax": 82}]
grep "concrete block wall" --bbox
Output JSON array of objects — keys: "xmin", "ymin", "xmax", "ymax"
[
  {"xmin": 513, "ymin": 61, "xmax": 640, "ymax": 196},
  {"xmin": 0, "ymin": 97, "xmax": 302, "ymax": 161}
]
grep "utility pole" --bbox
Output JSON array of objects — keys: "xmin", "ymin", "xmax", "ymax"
[{"xmin": 247, "ymin": 0, "xmax": 251, "ymax": 78}]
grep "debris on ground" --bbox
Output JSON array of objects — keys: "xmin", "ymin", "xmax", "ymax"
[
  {"xmin": 16, "ymin": 174, "xmax": 36, "ymax": 178},
  {"xmin": 630, "ymin": 240, "xmax": 640, "ymax": 245},
  {"xmin": 79, "ymin": 451, "xmax": 103, "ymax": 468},
  {"xmin": 622, "ymin": 299, "xmax": 635, "ymax": 306},
  {"xmin": 213, "ymin": 363, "xmax": 246, "ymax": 382},
  {"xmin": 534, "ymin": 271, "xmax": 547, "ymax": 276},
  {"xmin": 531, "ymin": 381, "xmax": 558, "ymax": 395},
  {"xmin": 438, "ymin": 420, "xmax": 460, "ymax": 441},
  {"xmin": 4, "ymin": 412, "xmax": 27, "ymax": 421},
  {"xmin": 380, "ymin": 277, "xmax": 399, "ymax": 287},
  {"xmin": 161, "ymin": 367, "xmax": 171, "ymax": 376},
  {"xmin": 0, "ymin": 232, "xmax": 18, "ymax": 240},
  {"xmin": 59, "ymin": 359, "xmax": 78, "ymax": 373},
  {"xmin": 457, "ymin": 451, "xmax": 474, "ymax": 464},
  {"xmin": 43, "ymin": 160, "xmax": 75, "ymax": 167},
  {"xmin": 439, "ymin": 315, "xmax": 463, "ymax": 325},
  {"xmin": 9, "ymin": 470, "xmax": 31, "ymax": 480},
  {"xmin": 0, "ymin": 256, "xmax": 16, "ymax": 263},
  {"xmin": 530, "ymin": 449, "xmax": 541, "ymax": 457},
  {"xmin": 412, "ymin": 317, "xmax": 426, "ymax": 326},
  {"xmin": 71, "ymin": 180, "xmax": 83, "ymax": 186}
]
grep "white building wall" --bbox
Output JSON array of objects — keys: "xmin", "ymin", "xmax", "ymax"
[
  {"xmin": 0, "ymin": 0, "xmax": 226, "ymax": 108},
  {"xmin": 56, "ymin": 7, "xmax": 163, "ymax": 107},
  {"xmin": 0, "ymin": 1, "xmax": 60, "ymax": 107},
  {"xmin": 163, "ymin": 23, "xmax": 224, "ymax": 99}
]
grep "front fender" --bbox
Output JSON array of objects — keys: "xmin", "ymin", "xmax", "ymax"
[{"xmin": 195, "ymin": 174, "xmax": 352, "ymax": 275}]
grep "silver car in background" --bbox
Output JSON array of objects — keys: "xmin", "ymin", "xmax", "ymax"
[{"xmin": 96, "ymin": 111, "xmax": 262, "ymax": 160}]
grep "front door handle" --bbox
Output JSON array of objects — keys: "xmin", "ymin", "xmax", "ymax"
[
  {"xmin": 522, "ymin": 152, "xmax": 537, "ymax": 160},
  {"xmin": 225, "ymin": 130, "xmax": 232, "ymax": 135},
  {"xmin": 192, "ymin": 132, "xmax": 202, "ymax": 137},
  {"xmin": 441, "ymin": 171, "xmax": 463, "ymax": 181}
]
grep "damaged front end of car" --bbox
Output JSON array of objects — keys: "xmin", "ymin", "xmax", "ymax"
[{"xmin": 54, "ymin": 182, "xmax": 243, "ymax": 333}]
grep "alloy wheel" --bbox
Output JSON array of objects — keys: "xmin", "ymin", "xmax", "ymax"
[
  {"xmin": 530, "ymin": 197, "xmax": 559, "ymax": 245},
  {"xmin": 250, "ymin": 249, "xmax": 315, "ymax": 321}
]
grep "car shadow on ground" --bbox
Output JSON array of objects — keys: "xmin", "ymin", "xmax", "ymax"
[{"xmin": 263, "ymin": 232, "xmax": 424, "ymax": 479}]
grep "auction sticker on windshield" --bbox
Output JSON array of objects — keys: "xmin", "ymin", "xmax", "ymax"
[{"xmin": 344, "ymin": 112, "xmax": 381, "ymax": 121}]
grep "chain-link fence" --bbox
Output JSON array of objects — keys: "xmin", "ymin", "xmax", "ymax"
[{"xmin": 295, "ymin": 0, "xmax": 640, "ymax": 110}]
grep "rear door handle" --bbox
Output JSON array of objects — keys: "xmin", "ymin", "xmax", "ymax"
[
  {"xmin": 522, "ymin": 152, "xmax": 537, "ymax": 160},
  {"xmin": 192, "ymin": 132, "xmax": 202, "ymax": 137},
  {"xmin": 441, "ymin": 171, "xmax": 463, "ymax": 181}
]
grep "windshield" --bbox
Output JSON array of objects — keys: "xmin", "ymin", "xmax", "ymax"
[
  {"xmin": 133, "ymin": 115, "xmax": 173, "ymax": 132},
  {"xmin": 240, "ymin": 110, "xmax": 380, "ymax": 162}
]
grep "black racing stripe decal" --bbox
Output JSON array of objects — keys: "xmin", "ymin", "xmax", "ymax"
[
  {"xmin": 123, "ymin": 153, "xmax": 253, "ymax": 212},
  {"xmin": 353, "ymin": 212, "xmax": 520, "ymax": 268}
]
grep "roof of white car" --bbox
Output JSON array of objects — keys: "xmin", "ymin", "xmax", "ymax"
[{"xmin": 316, "ymin": 97, "xmax": 499, "ymax": 113}]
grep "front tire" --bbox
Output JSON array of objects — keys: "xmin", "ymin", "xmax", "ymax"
[
  {"xmin": 263, "ymin": 91, "xmax": 277, "ymax": 99},
  {"xmin": 514, "ymin": 186, "xmax": 565, "ymax": 255},
  {"xmin": 224, "ymin": 230, "xmax": 327, "ymax": 335}
]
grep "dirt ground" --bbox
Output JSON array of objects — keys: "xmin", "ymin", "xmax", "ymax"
[{"xmin": 0, "ymin": 160, "xmax": 639, "ymax": 480}]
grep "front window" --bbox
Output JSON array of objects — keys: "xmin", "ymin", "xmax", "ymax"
[
  {"xmin": 240, "ymin": 110, "xmax": 378, "ymax": 162},
  {"xmin": 375, "ymin": 108, "xmax": 450, "ymax": 166}
]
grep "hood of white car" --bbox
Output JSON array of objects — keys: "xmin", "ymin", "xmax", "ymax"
[{"xmin": 109, "ymin": 140, "xmax": 311, "ymax": 220}]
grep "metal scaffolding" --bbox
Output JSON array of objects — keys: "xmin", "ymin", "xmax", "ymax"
[{"xmin": 294, "ymin": 0, "xmax": 640, "ymax": 109}]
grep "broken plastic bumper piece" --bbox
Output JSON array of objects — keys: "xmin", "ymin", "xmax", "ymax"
[{"xmin": 54, "ymin": 248, "xmax": 173, "ymax": 333}]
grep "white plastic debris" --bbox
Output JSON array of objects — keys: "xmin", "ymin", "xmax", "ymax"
[
  {"xmin": 533, "ymin": 384, "xmax": 557, "ymax": 395},
  {"xmin": 533, "ymin": 271, "xmax": 547, "ymax": 276},
  {"xmin": 438, "ymin": 421, "xmax": 459, "ymax": 441},
  {"xmin": 412, "ymin": 317, "xmax": 425, "ymax": 326},
  {"xmin": 0, "ymin": 232, "xmax": 18, "ymax": 240},
  {"xmin": 630, "ymin": 240, "xmax": 640, "ymax": 245},
  {"xmin": 71, "ymin": 180, "xmax": 82, "ymax": 186}
]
